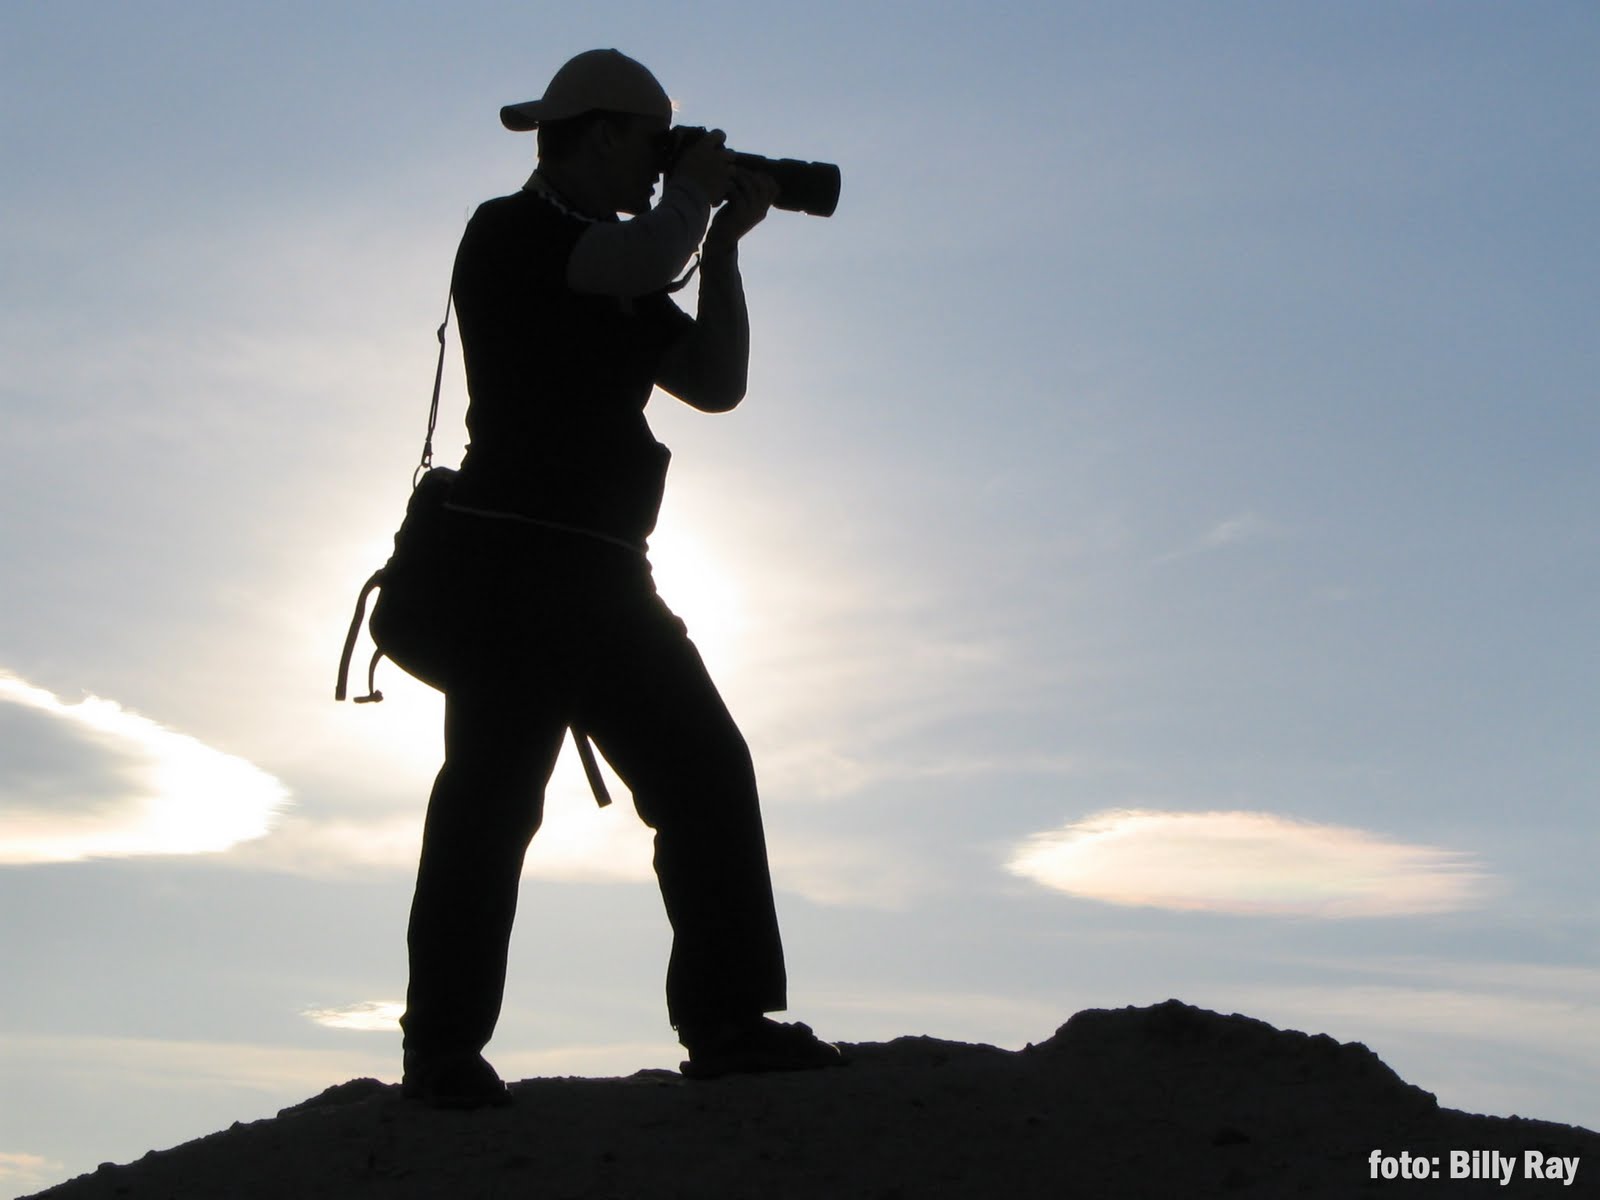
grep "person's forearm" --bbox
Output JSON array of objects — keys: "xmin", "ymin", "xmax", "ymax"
[
  {"xmin": 566, "ymin": 180, "xmax": 711, "ymax": 298},
  {"xmin": 654, "ymin": 167, "xmax": 777, "ymax": 413},
  {"xmin": 683, "ymin": 245, "xmax": 750, "ymax": 409},
  {"xmin": 653, "ymin": 243, "xmax": 750, "ymax": 412},
  {"xmin": 697, "ymin": 243, "xmax": 752, "ymax": 392}
]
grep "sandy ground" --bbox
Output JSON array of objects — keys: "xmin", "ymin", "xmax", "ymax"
[{"xmin": 22, "ymin": 1000, "xmax": 1600, "ymax": 1199}]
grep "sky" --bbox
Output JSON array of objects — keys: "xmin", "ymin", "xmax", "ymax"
[{"xmin": 2, "ymin": 0, "xmax": 1597, "ymax": 1191}]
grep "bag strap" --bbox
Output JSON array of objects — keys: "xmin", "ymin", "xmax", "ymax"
[
  {"xmin": 336, "ymin": 294, "xmax": 449, "ymax": 704},
  {"xmin": 344, "ymin": 288, "xmax": 616, "ymax": 809},
  {"xmin": 414, "ymin": 292, "xmax": 454, "ymax": 490},
  {"xmin": 335, "ymin": 570, "xmax": 385, "ymax": 703}
]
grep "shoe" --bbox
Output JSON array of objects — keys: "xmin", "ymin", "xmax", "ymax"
[
  {"xmin": 401, "ymin": 1049, "xmax": 513, "ymax": 1109},
  {"xmin": 679, "ymin": 1017, "xmax": 847, "ymax": 1080}
]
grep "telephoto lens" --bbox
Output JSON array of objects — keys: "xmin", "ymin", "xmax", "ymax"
[
  {"xmin": 729, "ymin": 152, "xmax": 841, "ymax": 218},
  {"xmin": 659, "ymin": 127, "xmax": 841, "ymax": 218}
]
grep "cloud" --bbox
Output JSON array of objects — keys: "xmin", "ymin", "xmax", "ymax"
[
  {"xmin": 1153, "ymin": 511, "xmax": 1276, "ymax": 564},
  {"xmin": 1196, "ymin": 512, "xmax": 1272, "ymax": 550},
  {"xmin": 0, "ymin": 672, "xmax": 288, "ymax": 864},
  {"xmin": 303, "ymin": 1001, "xmax": 404, "ymax": 1032},
  {"xmin": 1006, "ymin": 809, "xmax": 1493, "ymax": 917}
]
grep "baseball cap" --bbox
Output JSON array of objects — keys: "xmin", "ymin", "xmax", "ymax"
[{"xmin": 500, "ymin": 49, "xmax": 671, "ymax": 131}]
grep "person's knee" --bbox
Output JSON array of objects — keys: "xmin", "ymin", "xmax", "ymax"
[
  {"xmin": 428, "ymin": 758, "xmax": 546, "ymax": 844},
  {"xmin": 634, "ymin": 753, "xmax": 760, "ymax": 833},
  {"xmin": 679, "ymin": 723, "xmax": 758, "ymax": 800},
  {"xmin": 713, "ymin": 724, "xmax": 756, "ymax": 785}
]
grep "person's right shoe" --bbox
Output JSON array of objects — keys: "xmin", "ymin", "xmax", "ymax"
[
  {"xmin": 678, "ymin": 1017, "xmax": 847, "ymax": 1080},
  {"xmin": 401, "ymin": 1049, "xmax": 513, "ymax": 1109}
]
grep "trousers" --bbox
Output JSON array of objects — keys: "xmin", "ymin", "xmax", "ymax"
[{"xmin": 399, "ymin": 512, "xmax": 788, "ymax": 1055}]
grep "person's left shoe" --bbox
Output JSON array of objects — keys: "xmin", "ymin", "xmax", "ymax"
[
  {"xmin": 678, "ymin": 1017, "xmax": 847, "ymax": 1080},
  {"xmin": 401, "ymin": 1050, "xmax": 513, "ymax": 1109}
]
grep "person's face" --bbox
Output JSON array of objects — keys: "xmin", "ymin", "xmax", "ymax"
[{"xmin": 604, "ymin": 114, "xmax": 670, "ymax": 216}]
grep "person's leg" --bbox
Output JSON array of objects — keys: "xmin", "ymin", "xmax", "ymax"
[
  {"xmin": 577, "ymin": 597, "xmax": 787, "ymax": 1031},
  {"xmin": 578, "ymin": 598, "xmax": 843, "ymax": 1077},
  {"xmin": 400, "ymin": 690, "xmax": 566, "ymax": 1070}
]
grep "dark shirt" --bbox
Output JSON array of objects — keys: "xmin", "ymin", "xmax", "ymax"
[{"xmin": 449, "ymin": 189, "xmax": 695, "ymax": 548}]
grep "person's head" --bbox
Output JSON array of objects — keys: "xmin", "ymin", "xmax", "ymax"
[
  {"xmin": 533, "ymin": 108, "xmax": 669, "ymax": 216},
  {"xmin": 501, "ymin": 50, "xmax": 672, "ymax": 216}
]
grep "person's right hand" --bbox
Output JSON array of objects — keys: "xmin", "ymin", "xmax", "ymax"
[{"xmin": 669, "ymin": 129, "xmax": 732, "ymax": 205}]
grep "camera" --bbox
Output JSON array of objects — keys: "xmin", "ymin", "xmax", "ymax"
[{"xmin": 656, "ymin": 126, "xmax": 841, "ymax": 218}]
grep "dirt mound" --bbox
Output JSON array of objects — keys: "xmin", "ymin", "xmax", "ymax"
[{"xmin": 24, "ymin": 1000, "xmax": 1598, "ymax": 1199}]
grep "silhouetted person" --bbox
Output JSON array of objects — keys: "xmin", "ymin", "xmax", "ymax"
[{"xmin": 399, "ymin": 49, "xmax": 842, "ymax": 1108}]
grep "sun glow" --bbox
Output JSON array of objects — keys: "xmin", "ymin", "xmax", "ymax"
[
  {"xmin": 324, "ymin": 518, "xmax": 752, "ymax": 783},
  {"xmin": 272, "ymin": 511, "xmax": 755, "ymax": 882},
  {"xmin": 646, "ymin": 521, "xmax": 748, "ymax": 675}
]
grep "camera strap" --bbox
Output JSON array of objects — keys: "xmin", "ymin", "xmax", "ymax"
[{"xmin": 665, "ymin": 254, "xmax": 700, "ymax": 294}]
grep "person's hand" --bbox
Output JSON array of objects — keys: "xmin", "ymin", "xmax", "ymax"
[
  {"xmin": 670, "ymin": 129, "xmax": 732, "ymax": 205},
  {"xmin": 705, "ymin": 167, "xmax": 780, "ymax": 254}
]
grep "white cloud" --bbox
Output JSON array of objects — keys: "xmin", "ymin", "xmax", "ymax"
[
  {"xmin": 0, "ymin": 672, "xmax": 288, "ymax": 864},
  {"xmin": 303, "ymin": 1001, "xmax": 404, "ymax": 1032},
  {"xmin": 1153, "ymin": 511, "xmax": 1277, "ymax": 564},
  {"xmin": 1006, "ymin": 809, "xmax": 1493, "ymax": 917},
  {"xmin": 1197, "ymin": 512, "xmax": 1272, "ymax": 550}
]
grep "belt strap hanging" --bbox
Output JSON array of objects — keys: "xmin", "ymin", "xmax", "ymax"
[{"xmin": 573, "ymin": 731, "xmax": 612, "ymax": 807}]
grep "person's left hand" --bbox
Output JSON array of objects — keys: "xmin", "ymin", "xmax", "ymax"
[{"xmin": 705, "ymin": 167, "xmax": 780, "ymax": 254}]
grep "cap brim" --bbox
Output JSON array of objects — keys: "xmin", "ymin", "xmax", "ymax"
[{"xmin": 500, "ymin": 102, "xmax": 541, "ymax": 132}]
